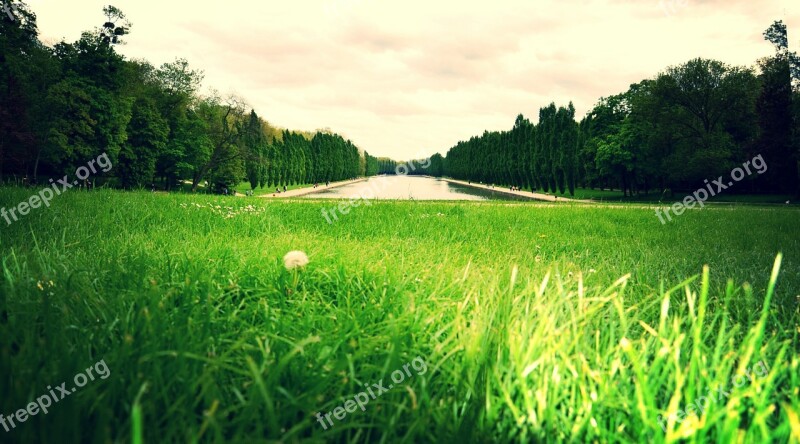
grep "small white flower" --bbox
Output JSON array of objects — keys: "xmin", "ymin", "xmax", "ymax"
[{"xmin": 283, "ymin": 251, "xmax": 309, "ymax": 270}]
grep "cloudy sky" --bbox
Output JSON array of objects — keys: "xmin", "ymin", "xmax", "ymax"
[{"xmin": 29, "ymin": 0, "xmax": 800, "ymax": 159}]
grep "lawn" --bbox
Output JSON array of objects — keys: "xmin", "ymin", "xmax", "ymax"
[
  {"xmin": 231, "ymin": 181, "xmax": 321, "ymax": 196},
  {"xmin": 170, "ymin": 181, "xmax": 337, "ymax": 196},
  {"xmin": 547, "ymin": 187, "xmax": 795, "ymax": 204},
  {"xmin": 0, "ymin": 188, "xmax": 798, "ymax": 443}
]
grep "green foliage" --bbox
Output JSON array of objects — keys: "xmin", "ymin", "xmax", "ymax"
[
  {"xmin": 757, "ymin": 21, "xmax": 799, "ymax": 195},
  {"xmin": 98, "ymin": 5, "xmax": 130, "ymax": 46},
  {"xmin": 0, "ymin": 3, "xmax": 369, "ymax": 192},
  {"xmin": 118, "ymin": 98, "xmax": 169, "ymax": 188},
  {"xmin": 444, "ymin": 22, "xmax": 798, "ymax": 198},
  {"xmin": 444, "ymin": 103, "xmax": 579, "ymax": 195},
  {"xmin": 45, "ymin": 75, "xmax": 131, "ymax": 173}
]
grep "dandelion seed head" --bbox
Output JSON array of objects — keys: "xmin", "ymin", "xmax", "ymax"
[{"xmin": 283, "ymin": 251, "xmax": 309, "ymax": 270}]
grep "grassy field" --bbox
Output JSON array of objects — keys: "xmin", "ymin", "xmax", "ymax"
[
  {"xmin": 171, "ymin": 181, "xmax": 308, "ymax": 195},
  {"xmin": 546, "ymin": 187, "xmax": 795, "ymax": 204},
  {"xmin": 171, "ymin": 181, "xmax": 337, "ymax": 196},
  {"xmin": 1, "ymin": 188, "xmax": 799, "ymax": 443}
]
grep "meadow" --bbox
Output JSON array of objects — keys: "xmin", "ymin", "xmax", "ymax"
[{"xmin": 0, "ymin": 188, "xmax": 799, "ymax": 443}]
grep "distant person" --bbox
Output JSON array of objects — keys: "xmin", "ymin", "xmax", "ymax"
[
  {"xmin": 283, "ymin": 185, "xmax": 287, "ymax": 192},
  {"xmin": 276, "ymin": 187, "xmax": 280, "ymax": 193}
]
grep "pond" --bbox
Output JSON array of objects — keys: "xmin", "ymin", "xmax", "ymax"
[{"xmin": 303, "ymin": 176, "xmax": 530, "ymax": 201}]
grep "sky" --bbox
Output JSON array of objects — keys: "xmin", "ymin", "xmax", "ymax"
[{"xmin": 28, "ymin": 0, "xmax": 800, "ymax": 159}]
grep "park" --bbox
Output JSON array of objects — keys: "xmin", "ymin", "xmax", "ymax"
[{"xmin": 1, "ymin": 1, "xmax": 799, "ymax": 443}]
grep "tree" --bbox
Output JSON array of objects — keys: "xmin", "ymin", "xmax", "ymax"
[
  {"xmin": 118, "ymin": 97, "xmax": 168, "ymax": 188},
  {"xmin": 758, "ymin": 21, "xmax": 799, "ymax": 195},
  {"xmin": 650, "ymin": 59, "xmax": 758, "ymax": 188},
  {"xmin": 150, "ymin": 58, "xmax": 204, "ymax": 189},
  {"xmin": 45, "ymin": 75, "xmax": 131, "ymax": 175},
  {"xmin": 188, "ymin": 94, "xmax": 246, "ymax": 191},
  {"xmin": 0, "ymin": 0, "xmax": 49, "ymax": 181},
  {"xmin": 242, "ymin": 110, "xmax": 266, "ymax": 190},
  {"xmin": 98, "ymin": 5, "xmax": 130, "ymax": 46}
]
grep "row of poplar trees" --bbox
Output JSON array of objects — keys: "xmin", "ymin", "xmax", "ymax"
[
  {"xmin": 241, "ymin": 112, "xmax": 362, "ymax": 190},
  {"xmin": 443, "ymin": 21, "xmax": 800, "ymax": 197},
  {"xmin": 444, "ymin": 105, "xmax": 580, "ymax": 194}
]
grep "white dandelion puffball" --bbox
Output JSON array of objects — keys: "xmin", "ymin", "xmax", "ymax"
[{"xmin": 283, "ymin": 251, "xmax": 309, "ymax": 270}]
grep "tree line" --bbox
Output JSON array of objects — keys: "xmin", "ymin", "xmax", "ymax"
[
  {"xmin": 4, "ymin": 4, "xmax": 796, "ymax": 196},
  {"xmin": 0, "ymin": 3, "xmax": 370, "ymax": 192},
  {"xmin": 442, "ymin": 21, "xmax": 800, "ymax": 197}
]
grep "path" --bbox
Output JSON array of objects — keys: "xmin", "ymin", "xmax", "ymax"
[
  {"xmin": 258, "ymin": 178, "xmax": 367, "ymax": 198},
  {"xmin": 442, "ymin": 179, "xmax": 592, "ymax": 203}
]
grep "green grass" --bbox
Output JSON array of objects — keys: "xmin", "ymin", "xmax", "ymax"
[
  {"xmin": 231, "ymin": 181, "xmax": 321, "ymax": 196},
  {"xmin": 170, "ymin": 181, "xmax": 317, "ymax": 195},
  {"xmin": 1, "ymin": 188, "xmax": 799, "ymax": 443},
  {"xmin": 475, "ymin": 181, "xmax": 794, "ymax": 204},
  {"xmin": 546, "ymin": 187, "xmax": 794, "ymax": 204}
]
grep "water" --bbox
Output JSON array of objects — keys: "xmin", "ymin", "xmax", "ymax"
[{"xmin": 303, "ymin": 176, "xmax": 529, "ymax": 201}]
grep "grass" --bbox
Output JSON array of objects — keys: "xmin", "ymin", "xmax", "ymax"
[
  {"xmin": 231, "ymin": 181, "xmax": 323, "ymax": 196},
  {"xmin": 1, "ymin": 187, "xmax": 799, "ymax": 443},
  {"xmin": 170, "ymin": 181, "xmax": 318, "ymax": 195},
  {"xmin": 170, "ymin": 181, "xmax": 350, "ymax": 196},
  {"xmin": 468, "ymin": 181, "xmax": 794, "ymax": 203},
  {"xmin": 545, "ymin": 187, "xmax": 794, "ymax": 204}
]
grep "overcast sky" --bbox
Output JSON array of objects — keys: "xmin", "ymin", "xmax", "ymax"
[{"xmin": 30, "ymin": 0, "xmax": 800, "ymax": 159}]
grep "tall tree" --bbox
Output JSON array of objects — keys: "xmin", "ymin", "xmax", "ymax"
[
  {"xmin": 188, "ymin": 94, "xmax": 246, "ymax": 191},
  {"xmin": 118, "ymin": 97, "xmax": 168, "ymax": 188},
  {"xmin": 758, "ymin": 21, "xmax": 799, "ymax": 195}
]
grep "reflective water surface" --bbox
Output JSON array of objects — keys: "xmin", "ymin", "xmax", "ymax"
[{"xmin": 303, "ymin": 176, "xmax": 529, "ymax": 201}]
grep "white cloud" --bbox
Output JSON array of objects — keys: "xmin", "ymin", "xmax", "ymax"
[{"xmin": 33, "ymin": 0, "xmax": 799, "ymax": 159}]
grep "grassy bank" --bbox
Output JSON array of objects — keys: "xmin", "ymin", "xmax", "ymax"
[
  {"xmin": 550, "ymin": 187, "xmax": 795, "ymax": 204},
  {"xmin": 0, "ymin": 188, "xmax": 798, "ymax": 443}
]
